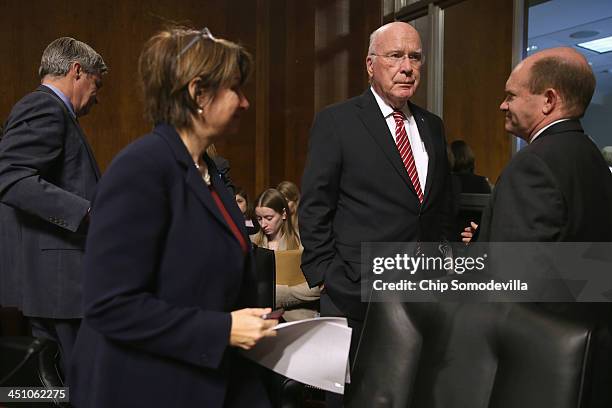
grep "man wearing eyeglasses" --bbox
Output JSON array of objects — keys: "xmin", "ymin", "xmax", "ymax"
[
  {"xmin": 0, "ymin": 37, "xmax": 106, "ymax": 377},
  {"xmin": 299, "ymin": 21, "xmax": 453, "ymax": 405}
]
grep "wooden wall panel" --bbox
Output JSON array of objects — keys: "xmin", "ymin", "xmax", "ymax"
[
  {"xmin": 256, "ymin": 0, "xmax": 381, "ymax": 198},
  {"xmin": 442, "ymin": 0, "xmax": 513, "ymax": 183},
  {"xmin": 0, "ymin": 0, "xmax": 382, "ymax": 203},
  {"xmin": 0, "ymin": 0, "xmax": 257, "ymax": 191}
]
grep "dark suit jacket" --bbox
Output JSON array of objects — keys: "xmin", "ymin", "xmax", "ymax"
[
  {"xmin": 69, "ymin": 124, "xmax": 269, "ymax": 408},
  {"xmin": 0, "ymin": 85, "xmax": 100, "ymax": 318},
  {"xmin": 299, "ymin": 89, "xmax": 453, "ymax": 319},
  {"xmin": 478, "ymin": 119, "xmax": 612, "ymax": 242},
  {"xmin": 475, "ymin": 120, "xmax": 612, "ymax": 408}
]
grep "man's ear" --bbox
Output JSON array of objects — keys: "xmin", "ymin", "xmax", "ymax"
[
  {"xmin": 72, "ymin": 62, "xmax": 83, "ymax": 80},
  {"xmin": 366, "ymin": 56, "xmax": 374, "ymax": 79},
  {"xmin": 542, "ymin": 88, "xmax": 559, "ymax": 115}
]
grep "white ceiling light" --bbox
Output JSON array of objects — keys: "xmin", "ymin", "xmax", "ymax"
[{"xmin": 577, "ymin": 36, "xmax": 612, "ymax": 54}]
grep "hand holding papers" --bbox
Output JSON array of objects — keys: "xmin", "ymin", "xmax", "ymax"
[{"xmin": 242, "ymin": 317, "xmax": 352, "ymax": 394}]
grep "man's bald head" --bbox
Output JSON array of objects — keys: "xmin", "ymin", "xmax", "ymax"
[
  {"xmin": 368, "ymin": 22, "xmax": 420, "ymax": 55},
  {"xmin": 524, "ymin": 47, "xmax": 595, "ymax": 118}
]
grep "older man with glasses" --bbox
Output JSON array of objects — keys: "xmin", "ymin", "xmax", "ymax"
[
  {"xmin": 299, "ymin": 21, "xmax": 454, "ymax": 406},
  {"xmin": 0, "ymin": 37, "xmax": 107, "ymax": 377}
]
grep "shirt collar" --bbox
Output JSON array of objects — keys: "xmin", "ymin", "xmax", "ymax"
[
  {"xmin": 43, "ymin": 84, "xmax": 77, "ymax": 118},
  {"xmin": 370, "ymin": 86, "xmax": 413, "ymax": 121},
  {"xmin": 529, "ymin": 118, "xmax": 570, "ymax": 143}
]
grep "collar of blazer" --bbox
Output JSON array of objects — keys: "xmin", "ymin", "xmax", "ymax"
[
  {"xmin": 531, "ymin": 118, "xmax": 583, "ymax": 145},
  {"xmin": 35, "ymin": 85, "xmax": 101, "ymax": 180},
  {"xmin": 355, "ymin": 88, "xmax": 437, "ymax": 206},
  {"xmin": 152, "ymin": 123, "xmax": 249, "ymax": 245}
]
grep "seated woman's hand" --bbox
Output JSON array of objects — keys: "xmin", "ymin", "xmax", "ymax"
[{"xmin": 230, "ymin": 308, "xmax": 278, "ymax": 350}]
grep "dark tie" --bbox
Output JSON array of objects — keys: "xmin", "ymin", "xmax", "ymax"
[{"xmin": 392, "ymin": 110, "xmax": 423, "ymax": 203}]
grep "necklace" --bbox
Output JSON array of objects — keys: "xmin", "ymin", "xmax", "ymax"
[{"xmin": 194, "ymin": 162, "xmax": 211, "ymax": 185}]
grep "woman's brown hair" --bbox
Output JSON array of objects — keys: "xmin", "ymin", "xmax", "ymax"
[{"xmin": 138, "ymin": 26, "xmax": 253, "ymax": 130}]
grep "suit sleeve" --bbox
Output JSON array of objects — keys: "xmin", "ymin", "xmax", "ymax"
[
  {"xmin": 82, "ymin": 149, "xmax": 231, "ymax": 370},
  {"xmin": 488, "ymin": 152, "xmax": 565, "ymax": 241},
  {"xmin": 0, "ymin": 95, "xmax": 89, "ymax": 232},
  {"xmin": 299, "ymin": 109, "xmax": 342, "ymax": 287}
]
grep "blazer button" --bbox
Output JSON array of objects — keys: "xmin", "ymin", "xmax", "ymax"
[{"xmin": 200, "ymin": 353, "xmax": 209, "ymax": 363}]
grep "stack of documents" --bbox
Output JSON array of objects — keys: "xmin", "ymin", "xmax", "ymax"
[{"xmin": 242, "ymin": 317, "xmax": 352, "ymax": 394}]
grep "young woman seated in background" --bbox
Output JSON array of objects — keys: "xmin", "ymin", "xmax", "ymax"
[
  {"xmin": 276, "ymin": 181, "xmax": 300, "ymax": 233},
  {"xmin": 252, "ymin": 188, "xmax": 320, "ymax": 321},
  {"xmin": 235, "ymin": 186, "xmax": 259, "ymax": 235}
]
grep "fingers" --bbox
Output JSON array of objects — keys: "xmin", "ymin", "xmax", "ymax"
[
  {"xmin": 470, "ymin": 221, "xmax": 479, "ymax": 230},
  {"xmin": 262, "ymin": 319, "xmax": 278, "ymax": 330},
  {"xmin": 461, "ymin": 228, "xmax": 473, "ymax": 243},
  {"xmin": 238, "ymin": 339, "xmax": 256, "ymax": 350},
  {"xmin": 243, "ymin": 307, "xmax": 271, "ymax": 317}
]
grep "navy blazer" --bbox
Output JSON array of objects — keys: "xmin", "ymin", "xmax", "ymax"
[
  {"xmin": 299, "ymin": 89, "xmax": 453, "ymax": 319},
  {"xmin": 0, "ymin": 85, "xmax": 99, "ymax": 318},
  {"xmin": 69, "ymin": 124, "xmax": 270, "ymax": 408}
]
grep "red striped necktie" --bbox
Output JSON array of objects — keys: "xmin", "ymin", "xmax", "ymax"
[{"xmin": 392, "ymin": 110, "xmax": 424, "ymax": 203}]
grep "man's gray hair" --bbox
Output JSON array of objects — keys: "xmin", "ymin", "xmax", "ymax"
[{"xmin": 39, "ymin": 37, "xmax": 108, "ymax": 79}]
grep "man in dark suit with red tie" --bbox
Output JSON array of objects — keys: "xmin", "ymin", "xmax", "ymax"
[
  {"xmin": 299, "ymin": 21, "xmax": 453, "ymax": 403},
  {"xmin": 0, "ymin": 37, "xmax": 107, "ymax": 373}
]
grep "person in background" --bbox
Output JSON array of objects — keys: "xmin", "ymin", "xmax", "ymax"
[
  {"xmin": 252, "ymin": 188, "xmax": 320, "ymax": 321},
  {"xmin": 0, "ymin": 37, "xmax": 107, "ymax": 375},
  {"xmin": 449, "ymin": 139, "xmax": 491, "ymax": 240},
  {"xmin": 235, "ymin": 186, "xmax": 260, "ymax": 235},
  {"xmin": 277, "ymin": 180, "xmax": 301, "ymax": 233},
  {"xmin": 69, "ymin": 26, "xmax": 276, "ymax": 408},
  {"xmin": 450, "ymin": 140, "xmax": 492, "ymax": 193}
]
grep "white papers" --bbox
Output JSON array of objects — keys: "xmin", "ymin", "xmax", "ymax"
[{"xmin": 242, "ymin": 317, "xmax": 352, "ymax": 394}]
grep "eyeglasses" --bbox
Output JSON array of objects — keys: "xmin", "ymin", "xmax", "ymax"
[
  {"xmin": 177, "ymin": 27, "xmax": 217, "ymax": 59},
  {"xmin": 370, "ymin": 51, "xmax": 424, "ymax": 67}
]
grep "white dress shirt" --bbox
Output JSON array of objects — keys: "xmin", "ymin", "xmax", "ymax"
[{"xmin": 371, "ymin": 87, "xmax": 429, "ymax": 191}]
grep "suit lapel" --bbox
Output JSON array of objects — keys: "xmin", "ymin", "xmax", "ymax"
[
  {"xmin": 410, "ymin": 102, "xmax": 436, "ymax": 206},
  {"xmin": 36, "ymin": 85, "xmax": 101, "ymax": 179},
  {"xmin": 206, "ymin": 155, "xmax": 250, "ymax": 243},
  {"xmin": 356, "ymin": 89, "xmax": 417, "ymax": 195},
  {"xmin": 154, "ymin": 125, "xmax": 243, "ymax": 239}
]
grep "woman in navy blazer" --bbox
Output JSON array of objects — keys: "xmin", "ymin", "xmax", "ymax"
[{"xmin": 69, "ymin": 27, "xmax": 277, "ymax": 408}]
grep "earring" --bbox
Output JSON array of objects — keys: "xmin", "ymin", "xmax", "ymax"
[{"xmin": 197, "ymin": 107, "xmax": 203, "ymax": 115}]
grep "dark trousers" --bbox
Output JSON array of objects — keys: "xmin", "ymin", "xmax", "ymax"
[
  {"xmin": 320, "ymin": 292, "xmax": 364, "ymax": 408},
  {"xmin": 29, "ymin": 317, "xmax": 80, "ymax": 382}
]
